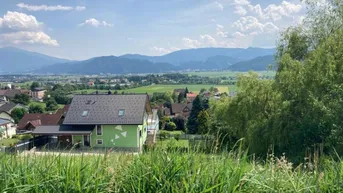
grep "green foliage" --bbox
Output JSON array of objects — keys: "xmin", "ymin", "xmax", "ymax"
[
  {"xmin": 172, "ymin": 115, "xmax": 186, "ymax": 131},
  {"xmin": 13, "ymin": 94, "xmax": 30, "ymax": 105},
  {"xmin": 159, "ymin": 130, "xmax": 169, "ymax": 139},
  {"xmin": 165, "ymin": 122, "xmax": 176, "ymax": 131},
  {"xmin": 29, "ymin": 104, "xmax": 44, "ymax": 113},
  {"xmin": 177, "ymin": 92, "xmax": 184, "ymax": 103},
  {"xmin": 197, "ymin": 110, "xmax": 210, "ymax": 134},
  {"xmin": 187, "ymin": 95, "xmax": 204, "ymax": 134},
  {"xmin": 30, "ymin": 82, "xmax": 40, "ymax": 91},
  {"xmin": 11, "ymin": 108, "xmax": 27, "ymax": 123},
  {"xmin": 45, "ymin": 98, "xmax": 58, "ymax": 111}
]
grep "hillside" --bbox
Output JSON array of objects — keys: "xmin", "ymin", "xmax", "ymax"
[
  {"xmin": 0, "ymin": 47, "xmax": 70, "ymax": 73},
  {"xmin": 120, "ymin": 47, "xmax": 276, "ymax": 65},
  {"xmin": 228, "ymin": 55, "xmax": 276, "ymax": 71},
  {"xmin": 36, "ymin": 56, "xmax": 177, "ymax": 74}
]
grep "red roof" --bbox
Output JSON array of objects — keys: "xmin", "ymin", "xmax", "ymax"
[
  {"xmin": 17, "ymin": 113, "xmax": 62, "ymax": 130},
  {"xmin": 187, "ymin": 93, "xmax": 197, "ymax": 98}
]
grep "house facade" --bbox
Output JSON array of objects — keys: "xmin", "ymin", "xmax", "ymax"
[
  {"xmin": 0, "ymin": 118, "xmax": 16, "ymax": 140},
  {"xmin": 32, "ymin": 94, "xmax": 153, "ymax": 152},
  {"xmin": 31, "ymin": 87, "xmax": 46, "ymax": 101}
]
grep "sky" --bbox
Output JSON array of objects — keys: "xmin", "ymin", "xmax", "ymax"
[{"xmin": 0, "ymin": 0, "xmax": 306, "ymax": 60}]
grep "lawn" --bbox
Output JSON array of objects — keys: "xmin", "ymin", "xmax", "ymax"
[
  {"xmin": 186, "ymin": 70, "xmax": 276, "ymax": 78},
  {"xmin": 156, "ymin": 139, "xmax": 189, "ymax": 148},
  {"xmin": 0, "ymin": 138, "xmax": 19, "ymax": 146},
  {"xmin": 29, "ymin": 101, "xmax": 65, "ymax": 112},
  {"xmin": 74, "ymin": 84, "xmax": 234, "ymax": 95}
]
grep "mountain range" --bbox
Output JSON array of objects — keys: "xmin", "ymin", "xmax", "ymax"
[{"xmin": 0, "ymin": 47, "xmax": 276, "ymax": 74}]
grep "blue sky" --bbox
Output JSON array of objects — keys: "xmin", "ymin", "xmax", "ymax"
[{"xmin": 0, "ymin": 0, "xmax": 305, "ymax": 60}]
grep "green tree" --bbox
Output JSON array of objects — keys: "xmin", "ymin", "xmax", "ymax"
[
  {"xmin": 177, "ymin": 92, "xmax": 184, "ymax": 103},
  {"xmin": 184, "ymin": 87, "xmax": 189, "ymax": 97},
  {"xmin": 30, "ymin": 82, "xmax": 40, "ymax": 91},
  {"xmin": 197, "ymin": 110, "xmax": 210, "ymax": 134},
  {"xmin": 11, "ymin": 108, "xmax": 27, "ymax": 123},
  {"xmin": 29, "ymin": 104, "xmax": 44, "ymax": 113},
  {"xmin": 172, "ymin": 115, "xmax": 186, "ymax": 132},
  {"xmin": 13, "ymin": 94, "xmax": 30, "ymax": 105},
  {"xmin": 166, "ymin": 122, "xmax": 176, "ymax": 131},
  {"xmin": 187, "ymin": 95, "xmax": 203, "ymax": 134},
  {"xmin": 45, "ymin": 98, "xmax": 58, "ymax": 111}
]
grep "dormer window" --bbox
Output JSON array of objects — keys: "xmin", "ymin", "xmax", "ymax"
[
  {"xmin": 118, "ymin": 109, "xmax": 125, "ymax": 116},
  {"xmin": 82, "ymin": 110, "xmax": 89, "ymax": 117}
]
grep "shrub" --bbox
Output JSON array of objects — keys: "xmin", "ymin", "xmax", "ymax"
[
  {"xmin": 175, "ymin": 133, "xmax": 181, "ymax": 141},
  {"xmin": 159, "ymin": 130, "xmax": 169, "ymax": 139}
]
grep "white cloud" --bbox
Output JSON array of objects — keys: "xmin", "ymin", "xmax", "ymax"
[
  {"xmin": 78, "ymin": 18, "xmax": 113, "ymax": 27},
  {"xmin": 0, "ymin": 11, "xmax": 41, "ymax": 32},
  {"xmin": 182, "ymin": 37, "xmax": 202, "ymax": 48},
  {"xmin": 232, "ymin": 0, "xmax": 250, "ymax": 6},
  {"xmin": 264, "ymin": 1, "xmax": 302, "ymax": 20},
  {"xmin": 234, "ymin": 6, "xmax": 247, "ymax": 16},
  {"xmin": 16, "ymin": 3, "xmax": 86, "ymax": 11},
  {"xmin": 151, "ymin": 46, "xmax": 180, "ymax": 54},
  {"xmin": 214, "ymin": 2, "xmax": 224, "ymax": 10},
  {"xmin": 200, "ymin": 34, "xmax": 218, "ymax": 46},
  {"xmin": 75, "ymin": 6, "xmax": 86, "ymax": 11},
  {"xmin": 0, "ymin": 11, "xmax": 58, "ymax": 46},
  {"xmin": 248, "ymin": 4, "xmax": 264, "ymax": 19},
  {"xmin": 216, "ymin": 24, "xmax": 228, "ymax": 38},
  {"xmin": 232, "ymin": 16, "xmax": 279, "ymax": 34},
  {"xmin": 0, "ymin": 31, "xmax": 58, "ymax": 46}
]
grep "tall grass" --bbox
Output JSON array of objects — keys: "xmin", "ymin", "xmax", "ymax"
[{"xmin": 0, "ymin": 148, "xmax": 342, "ymax": 192}]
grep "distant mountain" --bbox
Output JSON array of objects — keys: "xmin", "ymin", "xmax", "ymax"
[
  {"xmin": 0, "ymin": 47, "xmax": 70, "ymax": 73},
  {"xmin": 181, "ymin": 55, "xmax": 241, "ymax": 70},
  {"xmin": 36, "ymin": 56, "xmax": 177, "ymax": 74},
  {"xmin": 120, "ymin": 47, "xmax": 276, "ymax": 65},
  {"xmin": 229, "ymin": 55, "xmax": 276, "ymax": 71}
]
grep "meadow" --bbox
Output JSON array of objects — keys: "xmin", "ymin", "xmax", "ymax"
[
  {"xmin": 74, "ymin": 84, "xmax": 235, "ymax": 95},
  {"xmin": 186, "ymin": 70, "xmax": 276, "ymax": 78},
  {"xmin": 0, "ymin": 148, "xmax": 341, "ymax": 192}
]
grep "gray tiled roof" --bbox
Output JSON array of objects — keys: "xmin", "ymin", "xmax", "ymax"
[
  {"xmin": 0, "ymin": 103, "xmax": 16, "ymax": 113},
  {"xmin": 63, "ymin": 94, "xmax": 148, "ymax": 125}
]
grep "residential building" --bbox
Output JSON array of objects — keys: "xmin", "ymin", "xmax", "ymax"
[
  {"xmin": 17, "ymin": 113, "xmax": 64, "ymax": 131},
  {"xmin": 0, "ymin": 89, "xmax": 22, "ymax": 101},
  {"xmin": 147, "ymin": 109, "xmax": 159, "ymax": 145},
  {"xmin": 173, "ymin": 88, "xmax": 186, "ymax": 96},
  {"xmin": 31, "ymin": 87, "xmax": 46, "ymax": 101},
  {"xmin": 170, "ymin": 103, "xmax": 193, "ymax": 118},
  {"xmin": 0, "ymin": 102, "xmax": 28, "ymax": 114},
  {"xmin": 186, "ymin": 93, "xmax": 197, "ymax": 103},
  {"xmin": 0, "ymin": 118, "xmax": 16, "ymax": 140},
  {"xmin": 32, "ymin": 94, "xmax": 153, "ymax": 152}
]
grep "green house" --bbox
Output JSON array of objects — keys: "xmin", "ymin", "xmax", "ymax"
[{"xmin": 33, "ymin": 94, "xmax": 152, "ymax": 152}]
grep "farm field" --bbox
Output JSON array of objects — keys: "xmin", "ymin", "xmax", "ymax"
[
  {"xmin": 186, "ymin": 70, "xmax": 276, "ymax": 78},
  {"xmin": 74, "ymin": 84, "xmax": 235, "ymax": 95}
]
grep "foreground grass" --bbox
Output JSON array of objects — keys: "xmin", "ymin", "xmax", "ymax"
[{"xmin": 0, "ymin": 148, "xmax": 342, "ymax": 192}]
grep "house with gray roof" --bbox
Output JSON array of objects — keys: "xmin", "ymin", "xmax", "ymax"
[{"xmin": 32, "ymin": 94, "xmax": 153, "ymax": 152}]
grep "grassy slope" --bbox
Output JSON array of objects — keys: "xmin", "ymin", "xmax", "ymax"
[{"xmin": 0, "ymin": 150, "xmax": 340, "ymax": 192}]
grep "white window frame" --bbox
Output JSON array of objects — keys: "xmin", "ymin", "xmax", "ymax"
[
  {"xmin": 96, "ymin": 125, "xmax": 103, "ymax": 136},
  {"xmin": 97, "ymin": 139, "xmax": 103, "ymax": 145}
]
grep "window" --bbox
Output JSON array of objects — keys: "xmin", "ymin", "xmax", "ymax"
[
  {"xmin": 97, "ymin": 139, "xmax": 103, "ymax": 145},
  {"xmin": 82, "ymin": 111, "xmax": 88, "ymax": 117},
  {"xmin": 118, "ymin": 109, "xmax": 125, "ymax": 116},
  {"xmin": 96, "ymin": 125, "xmax": 102, "ymax": 135},
  {"xmin": 139, "ymin": 130, "xmax": 142, "ymax": 137}
]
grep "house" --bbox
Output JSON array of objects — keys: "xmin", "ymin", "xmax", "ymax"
[
  {"xmin": 0, "ymin": 102, "xmax": 28, "ymax": 114},
  {"xmin": 31, "ymin": 87, "xmax": 46, "ymax": 101},
  {"xmin": 0, "ymin": 118, "xmax": 16, "ymax": 140},
  {"xmin": 0, "ymin": 89, "xmax": 22, "ymax": 101},
  {"xmin": 186, "ymin": 93, "xmax": 197, "ymax": 103},
  {"xmin": 147, "ymin": 109, "xmax": 160, "ymax": 145},
  {"xmin": 88, "ymin": 82, "xmax": 95, "ymax": 86},
  {"xmin": 17, "ymin": 113, "xmax": 63, "ymax": 131},
  {"xmin": 170, "ymin": 103, "xmax": 193, "ymax": 118},
  {"xmin": 32, "ymin": 94, "xmax": 153, "ymax": 152},
  {"xmin": 173, "ymin": 88, "xmax": 186, "ymax": 96}
]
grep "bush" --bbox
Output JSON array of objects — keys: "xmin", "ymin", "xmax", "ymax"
[
  {"xmin": 159, "ymin": 131, "xmax": 169, "ymax": 139},
  {"xmin": 175, "ymin": 133, "xmax": 181, "ymax": 141},
  {"xmin": 165, "ymin": 122, "xmax": 176, "ymax": 131},
  {"xmin": 17, "ymin": 134, "xmax": 33, "ymax": 141}
]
